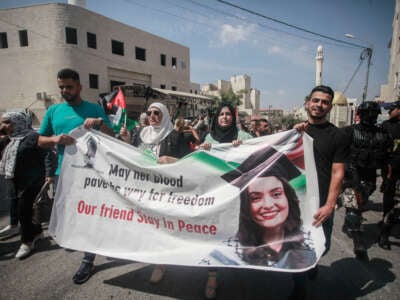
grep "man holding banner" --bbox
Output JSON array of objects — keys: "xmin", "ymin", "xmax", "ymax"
[
  {"xmin": 47, "ymin": 85, "xmax": 345, "ymax": 298},
  {"xmin": 38, "ymin": 68, "xmax": 113, "ymax": 284},
  {"xmin": 294, "ymin": 85, "xmax": 349, "ymax": 298}
]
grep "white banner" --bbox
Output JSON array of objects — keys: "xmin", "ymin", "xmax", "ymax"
[{"xmin": 49, "ymin": 127, "xmax": 325, "ymax": 272}]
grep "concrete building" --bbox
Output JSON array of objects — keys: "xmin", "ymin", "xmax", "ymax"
[
  {"xmin": 380, "ymin": 0, "xmax": 400, "ymax": 102},
  {"xmin": 201, "ymin": 74, "xmax": 260, "ymax": 116},
  {"xmin": 0, "ymin": 2, "xmax": 198, "ymax": 126}
]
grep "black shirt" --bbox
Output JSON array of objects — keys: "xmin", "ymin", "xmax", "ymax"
[
  {"xmin": 306, "ymin": 122, "xmax": 349, "ymax": 206},
  {"xmin": 381, "ymin": 118, "xmax": 400, "ymax": 169}
]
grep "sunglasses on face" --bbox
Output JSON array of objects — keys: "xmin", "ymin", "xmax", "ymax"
[{"xmin": 146, "ymin": 110, "xmax": 160, "ymax": 116}]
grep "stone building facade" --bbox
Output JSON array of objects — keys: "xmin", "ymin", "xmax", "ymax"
[
  {"xmin": 380, "ymin": 0, "xmax": 400, "ymax": 102},
  {"xmin": 0, "ymin": 3, "xmax": 193, "ymax": 125},
  {"xmin": 201, "ymin": 74, "xmax": 260, "ymax": 116}
]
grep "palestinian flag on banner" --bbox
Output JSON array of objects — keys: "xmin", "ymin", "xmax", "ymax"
[{"xmin": 107, "ymin": 87, "xmax": 137, "ymax": 133}]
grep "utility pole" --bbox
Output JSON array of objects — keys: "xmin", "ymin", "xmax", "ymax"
[{"xmin": 345, "ymin": 34, "xmax": 373, "ymax": 103}]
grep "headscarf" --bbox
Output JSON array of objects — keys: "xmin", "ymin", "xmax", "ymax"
[
  {"xmin": 139, "ymin": 102, "xmax": 173, "ymax": 145},
  {"xmin": 210, "ymin": 103, "xmax": 238, "ymax": 143},
  {"xmin": 0, "ymin": 112, "xmax": 33, "ymax": 179}
]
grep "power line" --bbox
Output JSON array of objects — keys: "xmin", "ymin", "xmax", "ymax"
[{"xmin": 216, "ymin": 0, "xmax": 366, "ymax": 49}]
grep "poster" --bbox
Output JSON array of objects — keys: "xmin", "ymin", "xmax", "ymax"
[{"xmin": 49, "ymin": 127, "xmax": 325, "ymax": 272}]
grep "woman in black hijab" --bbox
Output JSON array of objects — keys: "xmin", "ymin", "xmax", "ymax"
[
  {"xmin": 200, "ymin": 103, "xmax": 252, "ymax": 151},
  {"xmin": 198, "ymin": 103, "xmax": 253, "ymax": 299}
]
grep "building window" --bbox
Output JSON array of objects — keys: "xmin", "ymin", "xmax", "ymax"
[
  {"xmin": 160, "ymin": 84, "xmax": 166, "ymax": 89},
  {"xmin": 89, "ymin": 74, "xmax": 99, "ymax": 89},
  {"xmin": 160, "ymin": 54, "xmax": 166, "ymax": 66},
  {"xmin": 135, "ymin": 47, "xmax": 146, "ymax": 61},
  {"xmin": 112, "ymin": 40, "xmax": 124, "ymax": 56},
  {"xmin": 172, "ymin": 57, "xmax": 177, "ymax": 69},
  {"xmin": 171, "ymin": 86, "xmax": 177, "ymax": 91},
  {"xmin": 87, "ymin": 32, "xmax": 97, "ymax": 49},
  {"xmin": 19, "ymin": 30, "xmax": 28, "ymax": 47},
  {"xmin": 0, "ymin": 32, "xmax": 8, "ymax": 49},
  {"xmin": 181, "ymin": 61, "xmax": 186, "ymax": 69},
  {"xmin": 110, "ymin": 80, "xmax": 125, "ymax": 91},
  {"xmin": 65, "ymin": 27, "xmax": 78, "ymax": 44}
]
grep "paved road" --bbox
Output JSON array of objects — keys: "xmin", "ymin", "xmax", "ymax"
[{"xmin": 0, "ymin": 186, "xmax": 399, "ymax": 300}]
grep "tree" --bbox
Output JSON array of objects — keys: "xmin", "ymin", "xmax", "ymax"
[
  {"xmin": 214, "ymin": 89, "xmax": 243, "ymax": 108},
  {"xmin": 280, "ymin": 115, "xmax": 303, "ymax": 130}
]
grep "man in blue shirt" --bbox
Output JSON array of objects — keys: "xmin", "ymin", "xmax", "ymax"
[{"xmin": 39, "ymin": 68, "xmax": 113, "ymax": 284}]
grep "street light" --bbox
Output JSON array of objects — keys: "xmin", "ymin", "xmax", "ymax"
[{"xmin": 345, "ymin": 34, "xmax": 373, "ymax": 103}]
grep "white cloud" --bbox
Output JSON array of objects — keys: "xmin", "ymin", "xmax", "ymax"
[
  {"xmin": 217, "ymin": 24, "xmax": 256, "ymax": 47},
  {"xmin": 277, "ymin": 89, "xmax": 286, "ymax": 96},
  {"xmin": 267, "ymin": 45, "xmax": 282, "ymax": 54}
]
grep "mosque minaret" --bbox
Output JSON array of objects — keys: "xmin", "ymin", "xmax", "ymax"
[{"xmin": 315, "ymin": 45, "xmax": 324, "ymax": 86}]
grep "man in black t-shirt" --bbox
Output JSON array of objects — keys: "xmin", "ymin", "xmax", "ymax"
[
  {"xmin": 303, "ymin": 85, "xmax": 349, "ymax": 252},
  {"xmin": 293, "ymin": 85, "xmax": 349, "ymax": 299}
]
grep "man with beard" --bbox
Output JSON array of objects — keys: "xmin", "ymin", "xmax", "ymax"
[
  {"xmin": 38, "ymin": 68, "xmax": 113, "ymax": 284},
  {"xmin": 255, "ymin": 118, "xmax": 270, "ymax": 136},
  {"xmin": 293, "ymin": 85, "xmax": 349, "ymax": 299}
]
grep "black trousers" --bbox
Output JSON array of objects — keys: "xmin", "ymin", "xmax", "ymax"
[
  {"xmin": 383, "ymin": 169, "xmax": 400, "ymax": 216},
  {"xmin": 16, "ymin": 184, "xmax": 42, "ymax": 243}
]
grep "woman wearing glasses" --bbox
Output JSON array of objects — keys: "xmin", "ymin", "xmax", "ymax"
[
  {"xmin": 119, "ymin": 102, "xmax": 186, "ymax": 282},
  {"xmin": 120, "ymin": 102, "xmax": 184, "ymax": 163}
]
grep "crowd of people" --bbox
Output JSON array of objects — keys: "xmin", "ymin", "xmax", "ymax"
[{"xmin": 0, "ymin": 68, "xmax": 399, "ymax": 299}]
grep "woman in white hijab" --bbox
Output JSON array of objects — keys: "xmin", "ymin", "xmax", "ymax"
[
  {"xmin": 120, "ymin": 102, "xmax": 187, "ymax": 282},
  {"xmin": 120, "ymin": 102, "xmax": 184, "ymax": 163}
]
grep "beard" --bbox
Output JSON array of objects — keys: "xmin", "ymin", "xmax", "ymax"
[
  {"xmin": 306, "ymin": 106, "xmax": 327, "ymax": 120},
  {"xmin": 309, "ymin": 113, "xmax": 327, "ymax": 120},
  {"xmin": 62, "ymin": 93, "xmax": 78, "ymax": 104}
]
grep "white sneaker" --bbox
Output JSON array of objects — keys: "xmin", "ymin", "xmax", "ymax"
[
  {"xmin": 15, "ymin": 243, "xmax": 33, "ymax": 259},
  {"xmin": 149, "ymin": 265, "xmax": 165, "ymax": 283},
  {"xmin": 0, "ymin": 225, "xmax": 19, "ymax": 237}
]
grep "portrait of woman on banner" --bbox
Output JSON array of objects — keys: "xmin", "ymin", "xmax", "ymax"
[{"xmin": 222, "ymin": 146, "xmax": 317, "ymax": 269}]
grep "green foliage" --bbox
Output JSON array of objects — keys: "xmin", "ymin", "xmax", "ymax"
[
  {"xmin": 214, "ymin": 89, "xmax": 243, "ymax": 108},
  {"xmin": 280, "ymin": 115, "xmax": 303, "ymax": 129}
]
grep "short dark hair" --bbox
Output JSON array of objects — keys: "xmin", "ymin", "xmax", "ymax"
[
  {"xmin": 57, "ymin": 68, "xmax": 80, "ymax": 82},
  {"xmin": 308, "ymin": 85, "xmax": 334, "ymax": 102}
]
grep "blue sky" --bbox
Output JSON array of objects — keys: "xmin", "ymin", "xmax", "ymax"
[{"xmin": 1, "ymin": 0, "xmax": 396, "ymax": 110}]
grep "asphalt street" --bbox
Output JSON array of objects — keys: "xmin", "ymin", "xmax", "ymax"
[{"xmin": 0, "ymin": 180, "xmax": 399, "ymax": 300}]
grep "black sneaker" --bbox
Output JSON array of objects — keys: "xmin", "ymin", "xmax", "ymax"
[
  {"xmin": 378, "ymin": 234, "xmax": 391, "ymax": 250},
  {"xmin": 72, "ymin": 261, "xmax": 94, "ymax": 284},
  {"xmin": 307, "ymin": 265, "xmax": 319, "ymax": 280},
  {"xmin": 288, "ymin": 285, "xmax": 307, "ymax": 300}
]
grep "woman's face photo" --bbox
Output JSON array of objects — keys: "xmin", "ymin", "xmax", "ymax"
[
  {"xmin": 218, "ymin": 107, "xmax": 233, "ymax": 128},
  {"xmin": 248, "ymin": 176, "xmax": 289, "ymax": 229}
]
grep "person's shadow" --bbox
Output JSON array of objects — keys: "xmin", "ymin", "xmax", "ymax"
[
  {"xmin": 308, "ymin": 257, "xmax": 395, "ymax": 300},
  {"xmin": 102, "ymin": 256, "xmax": 395, "ymax": 300}
]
